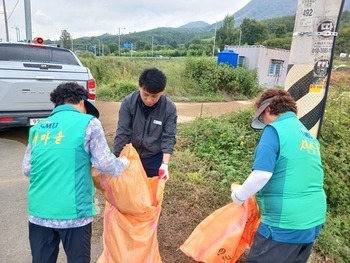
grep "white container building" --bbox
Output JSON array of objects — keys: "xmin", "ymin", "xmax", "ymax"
[{"xmin": 224, "ymin": 45, "xmax": 290, "ymax": 88}]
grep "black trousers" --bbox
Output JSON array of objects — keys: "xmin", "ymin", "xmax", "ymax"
[
  {"xmin": 141, "ymin": 151, "xmax": 163, "ymax": 177},
  {"xmin": 246, "ymin": 232, "xmax": 314, "ymax": 263},
  {"xmin": 29, "ymin": 222, "xmax": 91, "ymax": 263}
]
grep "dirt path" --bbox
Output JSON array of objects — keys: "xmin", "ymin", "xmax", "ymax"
[
  {"xmin": 96, "ymin": 100, "xmax": 253, "ymax": 137},
  {"xmin": 94, "ymin": 100, "xmax": 253, "ymax": 263}
]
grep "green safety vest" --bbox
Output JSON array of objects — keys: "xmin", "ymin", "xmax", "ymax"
[
  {"xmin": 256, "ymin": 112, "xmax": 326, "ymax": 229},
  {"xmin": 28, "ymin": 104, "xmax": 95, "ymax": 219}
]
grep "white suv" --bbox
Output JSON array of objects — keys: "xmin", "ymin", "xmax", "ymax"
[{"xmin": 0, "ymin": 41, "xmax": 96, "ymax": 128}]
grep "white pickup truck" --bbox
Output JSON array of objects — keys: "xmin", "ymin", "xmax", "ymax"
[{"xmin": 0, "ymin": 41, "xmax": 96, "ymax": 128}]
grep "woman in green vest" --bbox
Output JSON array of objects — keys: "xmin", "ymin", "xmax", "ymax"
[
  {"xmin": 22, "ymin": 82, "xmax": 129, "ymax": 263},
  {"xmin": 231, "ymin": 88, "xmax": 327, "ymax": 263}
]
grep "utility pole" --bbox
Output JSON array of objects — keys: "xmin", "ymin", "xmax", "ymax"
[
  {"xmin": 211, "ymin": 21, "xmax": 217, "ymax": 58},
  {"xmin": 239, "ymin": 28, "xmax": 242, "ymax": 45},
  {"xmin": 151, "ymin": 36, "xmax": 154, "ymax": 57},
  {"xmin": 15, "ymin": 26, "xmax": 20, "ymax": 41},
  {"xmin": 2, "ymin": 0, "xmax": 9, "ymax": 41},
  {"xmin": 24, "ymin": 0, "xmax": 32, "ymax": 42},
  {"xmin": 97, "ymin": 38, "xmax": 100, "ymax": 56},
  {"xmin": 285, "ymin": 0, "xmax": 345, "ymax": 138},
  {"xmin": 118, "ymin": 27, "xmax": 126, "ymax": 56}
]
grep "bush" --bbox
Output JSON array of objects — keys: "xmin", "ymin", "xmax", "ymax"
[
  {"xmin": 96, "ymin": 82, "xmax": 138, "ymax": 101},
  {"xmin": 214, "ymin": 65, "xmax": 260, "ymax": 97},
  {"xmin": 320, "ymin": 85, "xmax": 350, "ymax": 215},
  {"xmin": 177, "ymin": 108, "xmax": 260, "ymax": 190},
  {"xmin": 184, "ymin": 57, "xmax": 261, "ymax": 99},
  {"xmin": 315, "ymin": 213, "xmax": 350, "ymax": 263},
  {"xmin": 80, "ymin": 56, "xmax": 260, "ymax": 102},
  {"xmin": 113, "ymin": 82, "xmax": 138, "ymax": 100}
]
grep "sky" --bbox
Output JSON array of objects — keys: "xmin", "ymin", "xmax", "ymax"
[{"xmin": 0, "ymin": 0, "xmax": 250, "ymax": 42}]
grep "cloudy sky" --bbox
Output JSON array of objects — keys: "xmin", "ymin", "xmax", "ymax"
[{"xmin": 1, "ymin": 0, "xmax": 250, "ymax": 41}]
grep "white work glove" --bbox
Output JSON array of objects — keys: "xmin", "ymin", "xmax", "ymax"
[
  {"xmin": 119, "ymin": 156, "xmax": 130, "ymax": 170},
  {"xmin": 230, "ymin": 184, "xmax": 244, "ymax": 205},
  {"xmin": 159, "ymin": 163, "xmax": 169, "ymax": 181}
]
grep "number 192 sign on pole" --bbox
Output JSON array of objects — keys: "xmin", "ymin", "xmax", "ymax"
[{"xmin": 284, "ymin": 0, "xmax": 345, "ymax": 138}]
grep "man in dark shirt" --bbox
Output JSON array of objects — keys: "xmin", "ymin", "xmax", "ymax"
[{"xmin": 114, "ymin": 68, "xmax": 177, "ymax": 180}]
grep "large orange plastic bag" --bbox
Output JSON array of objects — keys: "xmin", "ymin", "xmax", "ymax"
[
  {"xmin": 180, "ymin": 193, "xmax": 260, "ymax": 263},
  {"xmin": 92, "ymin": 144, "xmax": 165, "ymax": 263}
]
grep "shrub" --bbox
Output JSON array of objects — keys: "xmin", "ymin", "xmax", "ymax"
[
  {"xmin": 80, "ymin": 56, "xmax": 260, "ymax": 101},
  {"xmin": 113, "ymin": 82, "xmax": 138, "ymax": 100},
  {"xmin": 184, "ymin": 57, "xmax": 261, "ymax": 99},
  {"xmin": 96, "ymin": 82, "xmax": 138, "ymax": 101}
]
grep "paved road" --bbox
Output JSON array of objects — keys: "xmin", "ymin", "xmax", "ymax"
[
  {"xmin": 0, "ymin": 128, "xmax": 102, "ymax": 263},
  {"xmin": 0, "ymin": 136, "xmax": 31, "ymax": 262}
]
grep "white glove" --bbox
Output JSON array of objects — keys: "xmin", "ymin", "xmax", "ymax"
[
  {"xmin": 119, "ymin": 156, "xmax": 130, "ymax": 170},
  {"xmin": 230, "ymin": 185, "xmax": 244, "ymax": 205},
  {"xmin": 159, "ymin": 163, "xmax": 169, "ymax": 181}
]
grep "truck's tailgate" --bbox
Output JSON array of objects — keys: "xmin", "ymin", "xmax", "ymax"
[{"xmin": 0, "ymin": 64, "xmax": 89, "ymax": 112}]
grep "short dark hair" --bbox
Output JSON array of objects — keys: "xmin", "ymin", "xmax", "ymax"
[
  {"xmin": 50, "ymin": 82, "xmax": 88, "ymax": 107},
  {"xmin": 138, "ymin": 68, "xmax": 167, "ymax": 94},
  {"xmin": 256, "ymin": 88, "xmax": 297, "ymax": 115}
]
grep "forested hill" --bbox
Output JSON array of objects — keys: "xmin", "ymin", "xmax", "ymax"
[
  {"xmin": 234, "ymin": 0, "xmax": 350, "ymax": 25},
  {"xmin": 234, "ymin": 0, "xmax": 298, "ymax": 25}
]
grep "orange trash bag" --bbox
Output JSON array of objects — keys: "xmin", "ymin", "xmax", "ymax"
[
  {"xmin": 180, "ymin": 188, "xmax": 261, "ymax": 263},
  {"xmin": 92, "ymin": 144, "xmax": 165, "ymax": 263}
]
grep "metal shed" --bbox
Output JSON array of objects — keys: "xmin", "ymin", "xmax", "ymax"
[{"xmin": 224, "ymin": 45, "xmax": 290, "ymax": 88}]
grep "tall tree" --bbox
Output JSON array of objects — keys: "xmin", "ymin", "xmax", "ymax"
[
  {"xmin": 108, "ymin": 43, "xmax": 118, "ymax": 55},
  {"xmin": 60, "ymin": 30, "xmax": 73, "ymax": 50},
  {"xmin": 335, "ymin": 28, "xmax": 350, "ymax": 54},
  {"xmin": 240, "ymin": 18, "xmax": 268, "ymax": 45},
  {"xmin": 216, "ymin": 14, "xmax": 236, "ymax": 50}
]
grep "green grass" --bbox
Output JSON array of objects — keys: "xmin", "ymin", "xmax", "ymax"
[{"xmin": 80, "ymin": 56, "xmax": 261, "ymax": 102}]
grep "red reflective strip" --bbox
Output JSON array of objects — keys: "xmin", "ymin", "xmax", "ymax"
[{"xmin": 0, "ymin": 117, "xmax": 14, "ymax": 122}]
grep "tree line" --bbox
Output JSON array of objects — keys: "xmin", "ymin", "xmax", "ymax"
[{"xmin": 53, "ymin": 11, "xmax": 350, "ymax": 57}]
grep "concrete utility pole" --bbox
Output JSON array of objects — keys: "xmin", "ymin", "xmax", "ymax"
[
  {"xmin": 285, "ymin": 0, "xmax": 345, "ymax": 138},
  {"xmin": 24, "ymin": 0, "xmax": 32, "ymax": 42},
  {"xmin": 151, "ymin": 36, "xmax": 154, "ymax": 57},
  {"xmin": 15, "ymin": 26, "xmax": 20, "ymax": 41},
  {"xmin": 2, "ymin": 0, "xmax": 9, "ymax": 41},
  {"xmin": 211, "ymin": 21, "xmax": 217, "ymax": 58},
  {"xmin": 118, "ymin": 27, "xmax": 126, "ymax": 56}
]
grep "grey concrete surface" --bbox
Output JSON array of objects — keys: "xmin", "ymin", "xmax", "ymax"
[{"xmin": 0, "ymin": 132, "xmax": 103, "ymax": 263}]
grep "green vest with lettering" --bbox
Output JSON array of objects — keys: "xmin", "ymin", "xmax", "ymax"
[
  {"xmin": 256, "ymin": 112, "xmax": 326, "ymax": 229},
  {"xmin": 28, "ymin": 104, "xmax": 95, "ymax": 219}
]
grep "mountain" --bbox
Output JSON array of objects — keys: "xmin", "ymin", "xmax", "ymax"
[
  {"xmin": 179, "ymin": 21, "xmax": 210, "ymax": 29},
  {"xmin": 187, "ymin": 0, "xmax": 350, "ymax": 28},
  {"xmin": 234, "ymin": 0, "xmax": 298, "ymax": 25},
  {"xmin": 233, "ymin": 0, "xmax": 350, "ymax": 26}
]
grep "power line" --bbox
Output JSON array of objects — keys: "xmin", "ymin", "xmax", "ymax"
[{"xmin": 7, "ymin": 0, "xmax": 20, "ymax": 20}]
